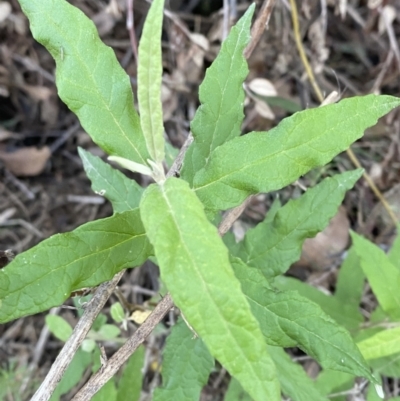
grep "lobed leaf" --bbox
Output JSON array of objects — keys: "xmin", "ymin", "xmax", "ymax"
[
  {"xmin": 231, "ymin": 257, "xmax": 376, "ymax": 383},
  {"xmin": 18, "ymin": 0, "xmax": 149, "ymax": 164},
  {"xmin": 78, "ymin": 147, "xmax": 144, "ymax": 213},
  {"xmin": 153, "ymin": 318, "xmax": 214, "ymax": 401},
  {"xmin": 351, "ymin": 231, "xmax": 400, "ymax": 321},
  {"xmin": 137, "ymin": 0, "xmax": 165, "ymax": 164},
  {"xmin": 357, "ymin": 326, "xmax": 400, "ymax": 360},
  {"xmin": 233, "ymin": 170, "xmax": 362, "ymax": 278},
  {"xmin": 181, "ymin": 5, "xmax": 253, "ymax": 184},
  {"xmin": 193, "ymin": 95, "xmax": 400, "ymax": 212},
  {"xmin": 140, "ymin": 177, "xmax": 280, "ymax": 401},
  {"xmin": 267, "ymin": 346, "xmax": 329, "ymax": 401},
  {"xmin": 0, "ymin": 209, "xmax": 152, "ymax": 323}
]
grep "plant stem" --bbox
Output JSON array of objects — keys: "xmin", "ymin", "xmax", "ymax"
[{"xmin": 244, "ymin": 0, "xmax": 276, "ymax": 59}]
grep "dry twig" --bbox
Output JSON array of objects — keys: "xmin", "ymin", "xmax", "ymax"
[
  {"xmin": 244, "ymin": 0, "xmax": 276, "ymax": 59},
  {"xmin": 31, "ymin": 271, "xmax": 125, "ymax": 401}
]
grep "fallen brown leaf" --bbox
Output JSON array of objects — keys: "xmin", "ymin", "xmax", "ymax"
[
  {"xmin": 293, "ymin": 206, "xmax": 350, "ymax": 270},
  {"xmin": 0, "ymin": 146, "xmax": 51, "ymax": 176}
]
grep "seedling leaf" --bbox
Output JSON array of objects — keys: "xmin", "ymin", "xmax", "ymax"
[
  {"xmin": 193, "ymin": 95, "xmax": 400, "ymax": 211},
  {"xmin": 110, "ymin": 302, "xmax": 125, "ymax": 324},
  {"xmin": 0, "ymin": 209, "xmax": 152, "ymax": 323},
  {"xmin": 140, "ymin": 177, "xmax": 280, "ymax": 401},
  {"xmin": 46, "ymin": 315, "xmax": 73, "ymax": 342},
  {"xmin": 18, "ymin": 0, "xmax": 150, "ymax": 164}
]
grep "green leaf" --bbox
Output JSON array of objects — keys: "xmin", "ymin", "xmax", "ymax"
[
  {"xmin": 140, "ymin": 177, "xmax": 280, "ymax": 401},
  {"xmin": 357, "ymin": 326, "xmax": 400, "ymax": 360},
  {"xmin": 91, "ymin": 345, "xmax": 103, "ymax": 372},
  {"xmin": 0, "ymin": 209, "xmax": 152, "ymax": 323},
  {"xmin": 78, "ymin": 148, "xmax": 144, "ymax": 213},
  {"xmin": 314, "ymin": 370, "xmax": 354, "ymax": 401},
  {"xmin": 356, "ymin": 309, "xmax": 400, "ymax": 377},
  {"xmin": 110, "ymin": 302, "xmax": 125, "ymax": 323},
  {"xmin": 153, "ymin": 318, "xmax": 214, "ymax": 401},
  {"xmin": 388, "ymin": 226, "xmax": 400, "ymax": 269},
  {"xmin": 45, "ymin": 315, "xmax": 73, "ymax": 342},
  {"xmin": 181, "ymin": 5, "xmax": 254, "ymax": 184},
  {"xmin": 369, "ymin": 352, "xmax": 400, "ymax": 378},
  {"xmin": 334, "ymin": 246, "xmax": 365, "ymax": 314},
  {"xmin": 367, "ymin": 377, "xmax": 384, "ymax": 401},
  {"xmin": 258, "ymin": 95, "xmax": 301, "ymax": 113},
  {"xmin": 273, "ymin": 276, "xmax": 363, "ymax": 332},
  {"xmin": 224, "ymin": 378, "xmax": 253, "ymax": 401},
  {"xmin": 18, "ymin": 0, "xmax": 149, "ymax": 164},
  {"xmin": 82, "ymin": 339, "xmax": 96, "ymax": 353},
  {"xmin": 233, "ymin": 170, "xmax": 362, "ymax": 278},
  {"xmin": 137, "ymin": 0, "xmax": 165, "ymax": 164},
  {"xmin": 193, "ymin": 95, "xmax": 400, "ymax": 211},
  {"xmin": 96, "ymin": 324, "xmax": 121, "ymax": 340},
  {"xmin": 92, "ymin": 379, "xmax": 117, "ymax": 401},
  {"xmin": 231, "ymin": 257, "xmax": 376, "ymax": 383},
  {"xmin": 93, "ymin": 313, "xmax": 108, "ymax": 331},
  {"xmin": 165, "ymin": 142, "xmax": 179, "ymax": 169},
  {"xmin": 267, "ymin": 346, "xmax": 329, "ymax": 401},
  {"xmin": 351, "ymin": 231, "xmax": 400, "ymax": 321},
  {"xmin": 116, "ymin": 346, "xmax": 145, "ymax": 401}
]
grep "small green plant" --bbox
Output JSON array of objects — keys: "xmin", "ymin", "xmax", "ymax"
[
  {"xmin": 0, "ymin": 361, "xmax": 38, "ymax": 401},
  {"xmin": 45, "ymin": 306, "xmax": 144, "ymax": 401},
  {"xmin": 1, "ymin": 0, "xmax": 400, "ymax": 400}
]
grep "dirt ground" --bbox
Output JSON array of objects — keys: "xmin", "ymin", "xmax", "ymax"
[{"xmin": 0, "ymin": 0, "xmax": 400, "ymax": 400}]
